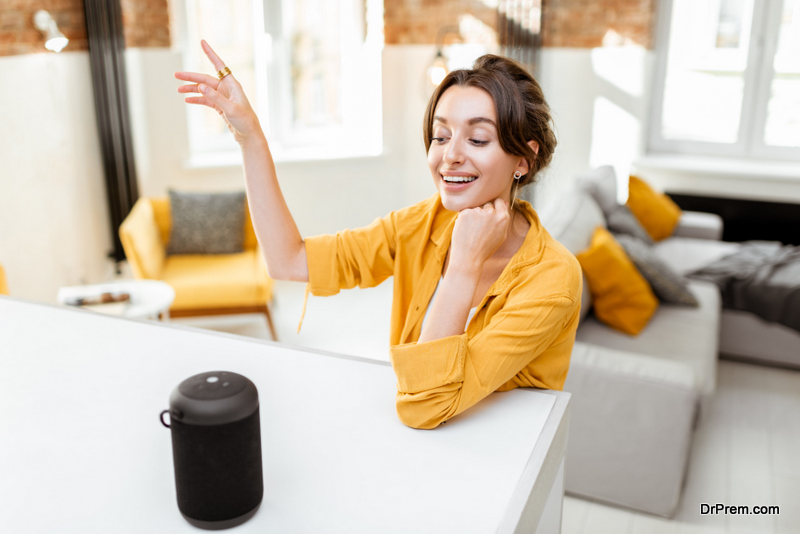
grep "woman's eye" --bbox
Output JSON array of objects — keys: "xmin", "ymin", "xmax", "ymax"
[
  {"xmin": 470, "ymin": 139, "xmax": 489, "ymax": 146},
  {"xmin": 430, "ymin": 137, "xmax": 448, "ymax": 144}
]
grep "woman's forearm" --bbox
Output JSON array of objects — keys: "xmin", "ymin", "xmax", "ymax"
[
  {"xmin": 417, "ymin": 264, "xmax": 481, "ymax": 343},
  {"xmin": 240, "ymin": 133, "xmax": 309, "ymax": 282}
]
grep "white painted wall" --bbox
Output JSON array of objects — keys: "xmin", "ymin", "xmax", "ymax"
[{"xmin": 0, "ymin": 52, "xmax": 113, "ymax": 303}]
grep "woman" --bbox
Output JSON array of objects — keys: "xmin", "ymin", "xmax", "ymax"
[{"xmin": 176, "ymin": 41, "xmax": 582, "ymax": 430}]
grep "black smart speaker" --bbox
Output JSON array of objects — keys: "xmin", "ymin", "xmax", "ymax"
[{"xmin": 161, "ymin": 371, "xmax": 263, "ymax": 530}]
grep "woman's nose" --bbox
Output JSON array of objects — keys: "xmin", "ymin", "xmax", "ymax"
[{"xmin": 443, "ymin": 138, "xmax": 463, "ymax": 164}]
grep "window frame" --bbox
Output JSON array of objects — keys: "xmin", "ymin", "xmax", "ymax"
[
  {"xmin": 178, "ymin": 0, "xmax": 384, "ymax": 166},
  {"xmin": 648, "ymin": 0, "xmax": 800, "ymax": 162}
]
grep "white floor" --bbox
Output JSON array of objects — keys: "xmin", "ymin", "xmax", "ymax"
[{"xmin": 172, "ymin": 280, "xmax": 800, "ymax": 534}]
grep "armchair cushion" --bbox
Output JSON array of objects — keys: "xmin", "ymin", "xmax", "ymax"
[
  {"xmin": 162, "ymin": 250, "xmax": 272, "ymax": 310},
  {"xmin": 167, "ymin": 190, "xmax": 246, "ymax": 255},
  {"xmin": 119, "ymin": 199, "xmax": 166, "ymax": 279}
]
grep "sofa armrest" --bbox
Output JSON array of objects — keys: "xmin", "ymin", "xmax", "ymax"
[
  {"xmin": 119, "ymin": 199, "xmax": 166, "ymax": 279},
  {"xmin": 672, "ymin": 210, "xmax": 723, "ymax": 240},
  {"xmin": 563, "ymin": 342, "xmax": 699, "ymax": 517}
]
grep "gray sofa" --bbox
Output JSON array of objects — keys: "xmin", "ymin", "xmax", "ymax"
[
  {"xmin": 535, "ymin": 167, "xmax": 726, "ymax": 517},
  {"xmin": 653, "ymin": 236, "xmax": 800, "ymax": 370}
]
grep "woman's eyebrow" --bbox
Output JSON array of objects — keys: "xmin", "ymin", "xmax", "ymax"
[
  {"xmin": 432, "ymin": 116, "xmax": 497, "ymax": 128},
  {"xmin": 468, "ymin": 117, "xmax": 496, "ymax": 127}
]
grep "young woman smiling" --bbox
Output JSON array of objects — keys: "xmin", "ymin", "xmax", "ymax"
[{"xmin": 176, "ymin": 42, "xmax": 582, "ymax": 430}]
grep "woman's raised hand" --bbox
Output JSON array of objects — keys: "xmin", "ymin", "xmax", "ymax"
[
  {"xmin": 449, "ymin": 198, "xmax": 511, "ymax": 274},
  {"xmin": 175, "ymin": 40, "xmax": 262, "ymax": 144}
]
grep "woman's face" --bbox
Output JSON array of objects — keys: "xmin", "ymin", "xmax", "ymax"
[{"xmin": 428, "ymin": 85, "xmax": 528, "ymax": 212}]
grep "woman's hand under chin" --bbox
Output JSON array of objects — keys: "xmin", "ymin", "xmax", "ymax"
[
  {"xmin": 449, "ymin": 198, "xmax": 511, "ymax": 274},
  {"xmin": 175, "ymin": 40, "xmax": 262, "ymax": 145}
]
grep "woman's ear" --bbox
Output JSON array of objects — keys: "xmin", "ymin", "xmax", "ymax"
[{"xmin": 514, "ymin": 141, "xmax": 540, "ymax": 176}]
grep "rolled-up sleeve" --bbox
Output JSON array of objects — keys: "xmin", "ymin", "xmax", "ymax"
[
  {"xmin": 304, "ymin": 213, "xmax": 398, "ymax": 296},
  {"xmin": 390, "ymin": 293, "xmax": 579, "ymax": 429}
]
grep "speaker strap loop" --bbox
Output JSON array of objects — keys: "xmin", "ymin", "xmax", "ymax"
[{"xmin": 160, "ymin": 409, "xmax": 171, "ymax": 428}]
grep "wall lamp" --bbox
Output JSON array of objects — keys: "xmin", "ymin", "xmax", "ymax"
[
  {"xmin": 426, "ymin": 26, "xmax": 461, "ymax": 88},
  {"xmin": 34, "ymin": 10, "xmax": 69, "ymax": 53}
]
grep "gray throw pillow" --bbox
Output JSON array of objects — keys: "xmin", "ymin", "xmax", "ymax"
[
  {"xmin": 606, "ymin": 205, "xmax": 654, "ymax": 244},
  {"xmin": 167, "ymin": 190, "xmax": 246, "ymax": 255},
  {"xmin": 613, "ymin": 233, "xmax": 699, "ymax": 306},
  {"xmin": 576, "ymin": 165, "xmax": 618, "ymax": 217}
]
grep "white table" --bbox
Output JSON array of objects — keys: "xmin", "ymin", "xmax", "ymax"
[
  {"xmin": 0, "ymin": 296, "xmax": 569, "ymax": 533},
  {"xmin": 57, "ymin": 279, "xmax": 175, "ymax": 320}
]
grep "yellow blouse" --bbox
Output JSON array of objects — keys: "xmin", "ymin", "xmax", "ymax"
[{"xmin": 304, "ymin": 193, "xmax": 582, "ymax": 429}]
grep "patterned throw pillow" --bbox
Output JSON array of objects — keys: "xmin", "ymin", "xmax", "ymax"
[
  {"xmin": 606, "ymin": 205, "xmax": 654, "ymax": 244},
  {"xmin": 613, "ymin": 233, "xmax": 699, "ymax": 306},
  {"xmin": 167, "ymin": 190, "xmax": 246, "ymax": 255}
]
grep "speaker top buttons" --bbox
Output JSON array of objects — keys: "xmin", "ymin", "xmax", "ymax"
[{"xmin": 170, "ymin": 371, "xmax": 259, "ymax": 426}]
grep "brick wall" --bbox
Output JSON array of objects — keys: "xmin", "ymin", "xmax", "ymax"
[
  {"xmin": 383, "ymin": 0, "xmax": 656, "ymax": 48},
  {"xmin": 542, "ymin": 0, "xmax": 656, "ymax": 48},
  {"xmin": 121, "ymin": 0, "xmax": 170, "ymax": 48},
  {"xmin": 384, "ymin": 0, "xmax": 499, "ymax": 45},
  {"xmin": 0, "ymin": 0, "xmax": 170, "ymax": 57}
]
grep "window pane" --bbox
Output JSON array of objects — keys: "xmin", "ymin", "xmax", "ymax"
[
  {"xmin": 286, "ymin": 0, "xmax": 342, "ymax": 128},
  {"xmin": 186, "ymin": 0, "xmax": 256, "ymax": 146},
  {"xmin": 764, "ymin": 0, "xmax": 800, "ymax": 148},
  {"xmin": 660, "ymin": 0, "xmax": 753, "ymax": 143}
]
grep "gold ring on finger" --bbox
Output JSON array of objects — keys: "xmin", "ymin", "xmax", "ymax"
[{"xmin": 216, "ymin": 66, "xmax": 232, "ymax": 80}]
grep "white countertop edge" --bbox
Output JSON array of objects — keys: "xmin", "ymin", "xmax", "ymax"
[
  {"xmin": 1, "ymin": 294, "xmax": 391, "ymax": 369},
  {"xmin": 498, "ymin": 389, "xmax": 570, "ymax": 533}
]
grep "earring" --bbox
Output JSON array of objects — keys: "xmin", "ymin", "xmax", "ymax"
[{"xmin": 514, "ymin": 171, "xmax": 522, "ymax": 180}]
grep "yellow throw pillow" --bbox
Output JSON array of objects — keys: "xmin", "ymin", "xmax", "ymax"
[
  {"xmin": 626, "ymin": 175, "xmax": 682, "ymax": 241},
  {"xmin": 575, "ymin": 227, "xmax": 659, "ymax": 335}
]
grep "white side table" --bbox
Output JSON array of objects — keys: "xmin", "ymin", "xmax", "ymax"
[{"xmin": 57, "ymin": 280, "xmax": 175, "ymax": 321}]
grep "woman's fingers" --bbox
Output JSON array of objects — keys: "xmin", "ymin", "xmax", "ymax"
[
  {"xmin": 195, "ymin": 83, "xmax": 234, "ymax": 115},
  {"xmin": 201, "ymin": 40, "xmax": 227, "ymax": 72},
  {"xmin": 184, "ymin": 95, "xmax": 216, "ymax": 109},
  {"xmin": 175, "ymin": 71, "xmax": 220, "ymax": 90},
  {"xmin": 178, "ymin": 84, "xmax": 201, "ymax": 94}
]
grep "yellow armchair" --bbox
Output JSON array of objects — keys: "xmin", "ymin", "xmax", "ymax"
[
  {"xmin": 119, "ymin": 197, "xmax": 277, "ymax": 340},
  {"xmin": 0, "ymin": 264, "xmax": 8, "ymax": 295}
]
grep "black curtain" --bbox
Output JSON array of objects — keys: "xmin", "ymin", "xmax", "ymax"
[
  {"xmin": 83, "ymin": 0, "xmax": 139, "ymax": 264},
  {"xmin": 498, "ymin": 0, "xmax": 543, "ymax": 75}
]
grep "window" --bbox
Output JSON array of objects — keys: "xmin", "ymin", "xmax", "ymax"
[
  {"xmin": 649, "ymin": 0, "xmax": 800, "ymax": 161},
  {"xmin": 179, "ymin": 0, "xmax": 383, "ymax": 166}
]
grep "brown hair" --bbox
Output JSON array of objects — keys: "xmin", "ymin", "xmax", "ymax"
[{"xmin": 423, "ymin": 54, "xmax": 557, "ymax": 188}]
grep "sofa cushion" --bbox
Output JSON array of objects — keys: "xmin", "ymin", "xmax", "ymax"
[
  {"xmin": 626, "ymin": 176, "xmax": 682, "ymax": 241},
  {"xmin": 576, "ymin": 280, "xmax": 720, "ymax": 396},
  {"xmin": 162, "ymin": 250, "xmax": 271, "ymax": 310},
  {"xmin": 614, "ymin": 233, "xmax": 698, "ymax": 306},
  {"xmin": 606, "ymin": 205, "xmax": 653, "ymax": 244},
  {"xmin": 539, "ymin": 188, "xmax": 606, "ymax": 255},
  {"xmin": 652, "ymin": 237, "xmax": 741, "ymax": 276},
  {"xmin": 167, "ymin": 190, "xmax": 246, "ymax": 255},
  {"xmin": 577, "ymin": 165, "xmax": 619, "ymax": 215},
  {"xmin": 576, "ymin": 227, "xmax": 659, "ymax": 335}
]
